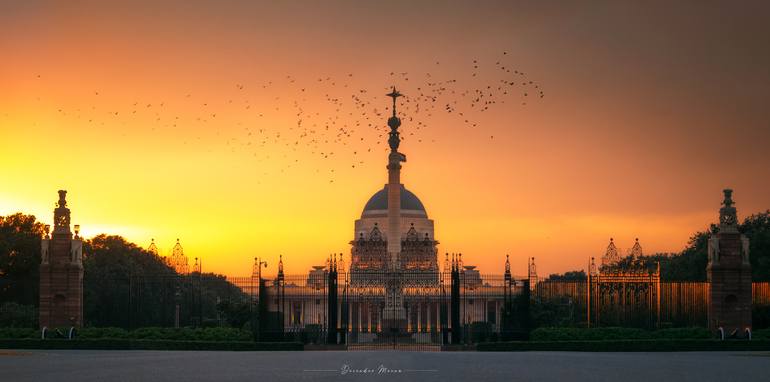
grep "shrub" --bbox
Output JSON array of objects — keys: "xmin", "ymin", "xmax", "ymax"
[
  {"xmin": 0, "ymin": 303, "xmax": 36, "ymax": 328},
  {"xmin": 753, "ymin": 306, "xmax": 770, "ymax": 329},
  {"xmin": 0, "ymin": 338, "xmax": 303, "ymax": 351},
  {"xmin": 656, "ymin": 327, "xmax": 710, "ymax": 339},
  {"xmin": 531, "ymin": 327, "xmax": 710, "ymax": 341},
  {"xmin": 753, "ymin": 328, "xmax": 770, "ymax": 339},
  {"xmin": 0, "ymin": 327, "xmax": 38, "ymax": 339},
  {"xmin": 477, "ymin": 339, "xmax": 770, "ymax": 352},
  {"xmin": 72, "ymin": 327, "xmax": 253, "ymax": 341},
  {"xmin": 78, "ymin": 327, "xmax": 129, "ymax": 339}
]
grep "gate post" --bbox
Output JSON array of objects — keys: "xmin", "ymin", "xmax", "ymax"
[
  {"xmin": 440, "ymin": 260, "xmax": 449, "ymax": 345},
  {"xmin": 327, "ymin": 255, "xmax": 339, "ymax": 344},
  {"xmin": 450, "ymin": 255, "xmax": 461, "ymax": 344},
  {"xmin": 522, "ymin": 278, "xmax": 531, "ymax": 339},
  {"xmin": 502, "ymin": 255, "xmax": 512, "ymax": 339},
  {"xmin": 256, "ymin": 277, "xmax": 267, "ymax": 342},
  {"xmin": 340, "ymin": 268, "xmax": 348, "ymax": 345}
]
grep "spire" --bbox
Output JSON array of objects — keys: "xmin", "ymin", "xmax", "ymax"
[
  {"xmin": 528, "ymin": 257, "xmax": 537, "ymax": 279},
  {"xmin": 147, "ymin": 238, "xmax": 159, "ymax": 256},
  {"xmin": 630, "ymin": 238, "xmax": 643, "ymax": 258},
  {"xmin": 386, "ymin": 87, "xmax": 403, "ymax": 152},
  {"xmin": 528, "ymin": 257, "xmax": 538, "ymax": 290},
  {"xmin": 171, "ymin": 238, "xmax": 188, "ymax": 274},
  {"xmin": 602, "ymin": 237, "xmax": 619, "ymax": 266},
  {"xmin": 278, "ymin": 254, "xmax": 284, "ymax": 279},
  {"xmin": 504, "ymin": 254, "xmax": 511, "ymax": 282},
  {"xmin": 385, "ymin": 88, "xmax": 406, "ymax": 267}
]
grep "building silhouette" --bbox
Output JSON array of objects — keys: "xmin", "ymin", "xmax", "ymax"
[
  {"xmin": 707, "ymin": 189, "xmax": 752, "ymax": 337},
  {"xmin": 39, "ymin": 190, "xmax": 84, "ymax": 329}
]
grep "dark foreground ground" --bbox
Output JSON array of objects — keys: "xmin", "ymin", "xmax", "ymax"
[{"xmin": 1, "ymin": 349, "xmax": 768, "ymax": 382}]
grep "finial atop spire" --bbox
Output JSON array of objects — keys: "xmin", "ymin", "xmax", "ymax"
[{"xmin": 386, "ymin": 86, "xmax": 402, "ymax": 118}]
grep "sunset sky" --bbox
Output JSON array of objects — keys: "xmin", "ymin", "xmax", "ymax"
[{"xmin": 2, "ymin": 1, "xmax": 769, "ymax": 277}]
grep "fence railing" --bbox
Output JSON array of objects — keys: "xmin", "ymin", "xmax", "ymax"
[{"xmin": 4, "ymin": 272, "xmax": 770, "ymax": 344}]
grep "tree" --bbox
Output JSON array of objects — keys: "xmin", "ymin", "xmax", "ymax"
[
  {"xmin": 1, "ymin": 213, "xmax": 249, "ymax": 329},
  {"xmin": 547, "ymin": 270, "xmax": 587, "ymax": 281},
  {"xmin": 596, "ymin": 211, "xmax": 770, "ymax": 281},
  {"xmin": 83, "ymin": 234, "xmax": 178, "ymax": 327},
  {"xmin": 0, "ymin": 213, "xmax": 45, "ymax": 306},
  {"xmin": 82, "ymin": 235, "xmax": 248, "ymax": 328},
  {"xmin": 740, "ymin": 211, "xmax": 770, "ymax": 281}
]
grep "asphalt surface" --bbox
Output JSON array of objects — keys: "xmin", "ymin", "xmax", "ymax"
[{"xmin": 1, "ymin": 350, "xmax": 768, "ymax": 382}]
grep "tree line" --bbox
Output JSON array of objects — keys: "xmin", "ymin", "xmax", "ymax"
[
  {"xmin": 547, "ymin": 211, "xmax": 770, "ymax": 281},
  {"xmin": 0, "ymin": 213, "xmax": 250, "ymax": 328}
]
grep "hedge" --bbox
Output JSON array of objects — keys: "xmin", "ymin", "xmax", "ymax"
[
  {"xmin": 477, "ymin": 339, "xmax": 770, "ymax": 352},
  {"xmin": 76, "ymin": 327, "xmax": 253, "ymax": 341},
  {"xmin": 0, "ymin": 327, "xmax": 38, "ymax": 339},
  {"xmin": 752, "ymin": 328, "xmax": 770, "ymax": 339},
  {"xmin": 0, "ymin": 338, "xmax": 302, "ymax": 351},
  {"xmin": 0, "ymin": 327, "xmax": 253, "ymax": 341},
  {"xmin": 530, "ymin": 327, "xmax": 711, "ymax": 341}
]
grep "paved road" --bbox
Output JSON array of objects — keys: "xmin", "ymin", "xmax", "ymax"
[{"xmin": 1, "ymin": 350, "xmax": 768, "ymax": 382}]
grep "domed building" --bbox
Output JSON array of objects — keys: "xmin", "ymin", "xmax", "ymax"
[
  {"xmin": 267, "ymin": 89, "xmax": 508, "ymax": 344},
  {"xmin": 349, "ymin": 90, "xmax": 439, "ymax": 286}
]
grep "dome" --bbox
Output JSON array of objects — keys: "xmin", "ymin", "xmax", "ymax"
[{"xmin": 362, "ymin": 185, "xmax": 427, "ymax": 216}]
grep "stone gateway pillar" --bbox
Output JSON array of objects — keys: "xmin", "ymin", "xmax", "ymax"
[
  {"xmin": 707, "ymin": 189, "xmax": 752, "ymax": 338},
  {"xmin": 39, "ymin": 190, "xmax": 84, "ymax": 329}
]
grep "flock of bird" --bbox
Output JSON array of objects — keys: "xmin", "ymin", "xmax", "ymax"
[{"xmin": 42, "ymin": 52, "xmax": 544, "ymax": 183}]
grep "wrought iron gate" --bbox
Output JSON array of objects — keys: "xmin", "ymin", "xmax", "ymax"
[{"xmin": 251, "ymin": 254, "xmax": 530, "ymax": 350}]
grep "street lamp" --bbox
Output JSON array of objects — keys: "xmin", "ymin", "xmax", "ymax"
[{"xmin": 258, "ymin": 257, "xmax": 268, "ymax": 280}]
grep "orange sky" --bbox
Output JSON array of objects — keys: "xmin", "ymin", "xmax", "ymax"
[{"xmin": 2, "ymin": 1, "xmax": 770, "ymax": 277}]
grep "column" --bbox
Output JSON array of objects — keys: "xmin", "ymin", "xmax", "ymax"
[
  {"xmin": 348, "ymin": 300, "xmax": 353, "ymax": 333},
  {"xmin": 417, "ymin": 303, "xmax": 422, "ymax": 332},
  {"xmin": 365, "ymin": 302, "xmax": 369, "ymax": 333},
  {"xmin": 407, "ymin": 305, "xmax": 412, "ymax": 332},
  {"xmin": 357, "ymin": 302, "xmax": 362, "ymax": 333}
]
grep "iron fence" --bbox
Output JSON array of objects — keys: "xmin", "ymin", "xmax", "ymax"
[{"xmin": 4, "ymin": 271, "xmax": 770, "ymax": 346}]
